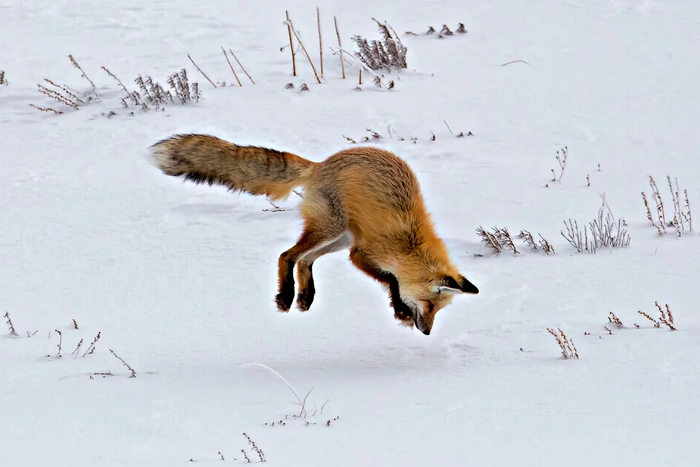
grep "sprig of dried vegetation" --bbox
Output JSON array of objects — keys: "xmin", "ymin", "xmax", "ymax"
[
  {"xmin": 352, "ymin": 18, "xmax": 407, "ymax": 71},
  {"xmin": 221, "ymin": 47, "xmax": 242, "ymax": 86},
  {"xmin": 4, "ymin": 312, "xmax": 19, "ymax": 337},
  {"xmin": 187, "ymin": 53, "xmax": 217, "ymax": 88},
  {"xmin": 518, "ymin": 230, "xmax": 555, "ymax": 254},
  {"xmin": 547, "ymin": 328, "xmax": 579, "ymax": 359},
  {"xmin": 68, "ymin": 54, "xmax": 97, "ymax": 94},
  {"xmin": 82, "ymin": 331, "xmax": 101, "ymax": 357},
  {"xmin": 109, "ymin": 349, "xmax": 137, "ymax": 377},
  {"xmin": 634, "ymin": 302, "xmax": 677, "ymax": 330},
  {"xmin": 48, "ymin": 329, "xmax": 63, "ymax": 358},
  {"xmin": 561, "ymin": 195, "xmax": 631, "ymax": 253},
  {"xmin": 551, "ymin": 146, "xmax": 568, "ymax": 182},
  {"xmin": 476, "ymin": 226, "xmax": 504, "ymax": 254},
  {"xmin": 31, "ymin": 56, "xmax": 101, "ymax": 113},
  {"xmin": 283, "ymin": 13, "xmax": 322, "ymax": 84},
  {"xmin": 608, "ymin": 312, "xmax": 623, "ymax": 328},
  {"xmin": 641, "ymin": 175, "xmax": 693, "ymax": 236},
  {"xmin": 334, "ymin": 16, "xmax": 346, "ymax": 79},
  {"xmin": 71, "ymin": 338, "xmax": 84, "ymax": 356},
  {"xmin": 242, "ymin": 432, "xmax": 267, "ymax": 462},
  {"xmin": 0, "ymin": 70, "xmax": 7, "ymax": 85},
  {"xmin": 405, "ymin": 22, "xmax": 468, "ymax": 38},
  {"xmin": 229, "ymin": 49, "xmax": 255, "ymax": 85},
  {"xmin": 477, "ymin": 226, "xmax": 555, "ymax": 256}
]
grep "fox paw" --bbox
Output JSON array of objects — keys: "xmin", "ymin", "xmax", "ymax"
[
  {"xmin": 275, "ymin": 292, "xmax": 293, "ymax": 312},
  {"xmin": 296, "ymin": 292, "xmax": 314, "ymax": 312}
]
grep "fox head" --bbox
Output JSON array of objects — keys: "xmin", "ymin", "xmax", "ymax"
[{"xmin": 395, "ymin": 270, "xmax": 479, "ymax": 335}]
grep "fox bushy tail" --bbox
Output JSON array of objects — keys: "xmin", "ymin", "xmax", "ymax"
[{"xmin": 149, "ymin": 133, "xmax": 317, "ymax": 201}]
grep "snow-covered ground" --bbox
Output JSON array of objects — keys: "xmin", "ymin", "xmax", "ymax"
[{"xmin": 2, "ymin": 0, "xmax": 699, "ymax": 465}]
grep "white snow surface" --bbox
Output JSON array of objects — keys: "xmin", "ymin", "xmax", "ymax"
[{"xmin": 2, "ymin": 0, "xmax": 700, "ymax": 465}]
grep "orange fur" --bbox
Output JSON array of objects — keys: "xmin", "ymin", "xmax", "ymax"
[{"xmin": 150, "ymin": 134, "xmax": 479, "ymax": 335}]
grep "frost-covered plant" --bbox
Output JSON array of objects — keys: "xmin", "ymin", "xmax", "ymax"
[
  {"xmin": 561, "ymin": 195, "xmax": 631, "ymax": 253},
  {"xmin": 351, "ymin": 18, "xmax": 407, "ymax": 71}
]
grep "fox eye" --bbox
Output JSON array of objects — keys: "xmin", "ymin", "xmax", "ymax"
[{"xmin": 421, "ymin": 300, "xmax": 435, "ymax": 314}]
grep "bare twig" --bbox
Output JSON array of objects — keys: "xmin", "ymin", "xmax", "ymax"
[
  {"xmin": 109, "ymin": 349, "xmax": 137, "ymax": 377},
  {"xmin": 547, "ymin": 328, "xmax": 579, "ymax": 359},
  {"xmin": 68, "ymin": 54, "xmax": 96, "ymax": 92},
  {"xmin": 29, "ymin": 104, "xmax": 64, "ymax": 115},
  {"xmin": 285, "ymin": 11, "xmax": 297, "ymax": 77},
  {"xmin": 284, "ymin": 17, "xmax": 322, "ymax": 84},
  {"xmin": 443, "ymin": 120, "xmax": 454, "ymax": 135},
  {"xmin": 187, "ymin": 54, "xmax": 217, "ymax": 88},
  {"xmin": 229, "ymin": 49, "xmax": 255, "ymax": 85},
  {"xmin": 221, "ymin": 47, "xmax": 242, "ymax": 86},
  {"xmin": 334, "ymin": 16, "xmax": 345, "ymax": 79},
  {"xmin": 317, "ymin": 7, "xmax": 324, "ymax": 76},
  {"xmin": 4, "ymin": 312, "xmax": 19, "ymax": 336}
]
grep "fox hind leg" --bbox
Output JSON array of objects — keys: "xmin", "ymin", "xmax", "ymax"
[
  {"xmin": 276, "ymin": 227, "xmax": 348, "ymax": 312},
  {"xmin": 295, "ymin": 231, "xmax": 353, "ymax": 311}
]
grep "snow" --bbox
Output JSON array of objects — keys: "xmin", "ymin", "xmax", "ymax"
[{"xmin": 2, "ymin": 0, "xmax": 699, "ymax": 465}]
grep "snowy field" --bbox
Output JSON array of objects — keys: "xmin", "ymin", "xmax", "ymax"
[{"xmin": 2, "ymin": 0, "xmax": 700, "ymax": 465}]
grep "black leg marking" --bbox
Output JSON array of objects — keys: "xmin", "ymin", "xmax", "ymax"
[{"xmin": 378, "ymin": 270, "xmax": 413, "ymax": 321}]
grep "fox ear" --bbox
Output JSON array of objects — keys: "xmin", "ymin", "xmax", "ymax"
[{"xmin": 435, "ymin": 275, "xmax": 479, "ymax": 295}]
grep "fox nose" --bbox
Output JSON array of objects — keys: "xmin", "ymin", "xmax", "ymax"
[{"xmin": 421, "ymin": 327, "xmax": 431, "ymax": 335}]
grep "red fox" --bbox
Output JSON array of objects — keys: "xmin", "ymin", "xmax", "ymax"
[{"xmin": 149, "ymin": 133, "xmax": 479, "ymax": 335}]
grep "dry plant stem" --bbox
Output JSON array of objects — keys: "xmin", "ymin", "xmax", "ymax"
[
  {"xmin": 54, "ymin": 330, "xmax": 63, "ymax": 357},
  {"xmin": 546, "ymin": 328, "xmax": 579, "ymax": 359},
  {"xmin": 71, "ymin": 338, "xmax": 84, "ymax": 355},
  {"xmin": 684, "ymin": 189, "xmax": 693, "ymax": 232},
  {"xmin": 243, "ymin": 432, "xmax": 266, "ymax": 462},
  {"xmin": 109, "ymin": 349, "xmax": 137, "ymax": 377},
  {"xmin": 665, "ymin": 304, "xmax": 675, "ymax": 325},
  {"xmin": 334, "ymin": 16, "xmax": 345, "ymax": 79},
  {"xmin": 101, "ymin": 66, "xmax": 129, "ymax": 95},
  {"xmin": 656, "ymin": 301, "xmax": 677, "ymax": 330},
  {"xmin": 608, "ymin": 312, "xmax": 623, "ymax": 328},
  {"xmin": 4, "ymin": 312, "xmax": 19, "ymax": 336},
  {"xmin": 285, "ymin": 11, "xmax": 297, "ymax": 76},
  {"xmin": 637, "ymin": 310, "xmax": 660, "ymax": 328},
  {"xmin": 317, "ymin": 7, "xmax": 324, "ymax": 76},
  {"xmin": 240, "ymin": 363, "xmax": 310, "ymax": 417},
  {"xmin": 30, "ymin": 104, "xmax": 63, "ymax": 114},
  {"xmin": 82, "ymin": 331, "xmax": 101, "ymax": 357},
  {"xmin": 359, "ymin": 68, "xmax": 362, "ymax": 85},
  {"xmin": 221, "ymin": 47, "xmax": 242, "ymax": 86},
  {"xmin": 68, "ymin": 54, "xmax": 96, "ymax": 91},
  {"xmin": 187, "ymin": 54, "xmax": 217, "ymax": 88},
  {"xmin": 285, "ymin": 18, "xmax": 322, "ymax": 84},
  {"xmin": 38, "ymin": 84, "xmax": 79, "ymax": 109},
  {"xmin": 443, "ymin": 120, "xmax": 454, "ymax": 135},
  {"xmin": 649, "ymin": 176, "xmax": 667, "ymax": 232},
  {"xmin": 641, "ymin": 192, "xmax": 655, "ymax": 227},
  {"xmin": 229, "ymin": 49, "xmax": 255, "ymax": 84}
]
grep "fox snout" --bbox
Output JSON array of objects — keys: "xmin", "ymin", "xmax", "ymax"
[{"xmin": 414, "ymin": 313, "xmax": 432, "ymax": 335}]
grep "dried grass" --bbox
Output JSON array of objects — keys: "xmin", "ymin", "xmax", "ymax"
[
  {"xmin": 351, "ymin": 18, "xmax": 407, "ymax": 71},
  {"xmin": 4, "ymin": 312, "xmax": 19, "ymax": 337},
  {"xmin": 518, "ymin": 230, "xmax": 555, "ymax": 254},
  {"xmin": 642, "ymin": 175, "xmax": 692, "ymax": 236},
  {"xmin": 561, "ymin": 195, "xmax": 631, "ymax": 253},
  {"xmin": 547, "ymin": 328, "xmax": 579, "ymax": 359}
]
